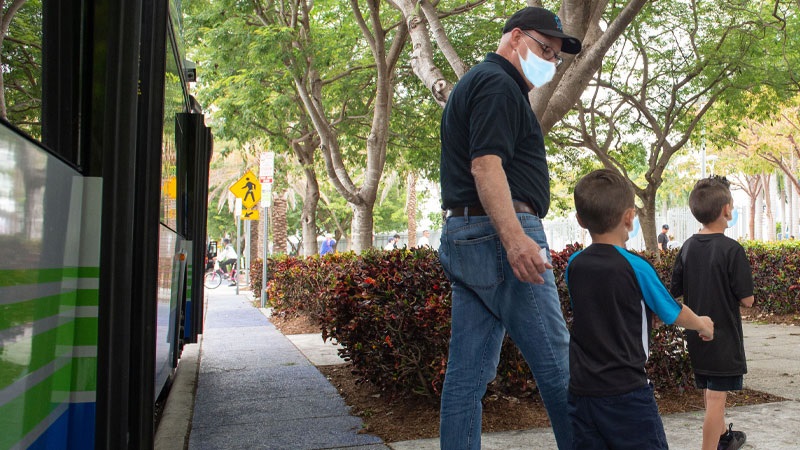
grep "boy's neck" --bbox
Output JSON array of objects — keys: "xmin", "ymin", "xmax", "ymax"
[
  {"xmin": 699, "ymin": 216, "xmax": 728, "ymax": 234},
  {"xmin": 589, "ymin": 229, "xmax": 628, "ymax": 247}
]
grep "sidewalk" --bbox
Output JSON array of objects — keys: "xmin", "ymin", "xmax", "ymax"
[
  {"xmin": 157, "ymin": 287, "xmax": 800, "ymax": 449},
  {"xmin": 164, "ymin": 285, "xmax": 388, "ymax": 450}
]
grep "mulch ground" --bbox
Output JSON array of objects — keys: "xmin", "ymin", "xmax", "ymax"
[{"xmin": 270, "ymin": 313, "xmax": 788, "ymax": 443}]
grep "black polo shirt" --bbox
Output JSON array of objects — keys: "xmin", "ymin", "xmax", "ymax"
[{"xmin": 440, "ymin": 53, "xmax": 550, "ymax": 217}]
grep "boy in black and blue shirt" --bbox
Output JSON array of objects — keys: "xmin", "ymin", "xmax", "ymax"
[{"xmin": 566, "ymin": 169, "xmax": 714, "ymax": 449}]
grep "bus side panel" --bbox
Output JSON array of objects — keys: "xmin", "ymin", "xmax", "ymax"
[{"xmin": 0, "ymin": 125, "xmax": 100, "ymax": 449}]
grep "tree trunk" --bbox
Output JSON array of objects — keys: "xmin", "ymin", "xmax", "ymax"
[
  {"xmin": 636, "ymin": 193, "xmax": 659, "ymax": 254},
  {"xmin": 763, "ymin": 174, "xmax": 774, "ymax": 240},
  {"xmin": 249, "ymin": 217, "xmax": 259, "ymax": 265},
  {"xmin": 755, "ymin": 190, "xmax": 764, "ymax": 241},
  {"xmin": 351, "ymin": 202, "xmax": 375, "ymax": 252},
  {"xmin": 301, "ymin": 175, "xmax": 320, "ymax": 256},
  {"xmin": 406, "ymin": 173, "xmax": 417, "ymax": 248},
  {"xmin": 394, "ymin": 0, "xmax": 649, "ymax": 133},
  {"xmin": 749, "ymin": 190, "xmax": 757, "ymax": 240},
  {"xmin": 272, "ymin": 195, "xmax": 288, "ymax": 254},
  {"xmin": 792, "ymin": 153, "xmax": 799, "ymax": 238}
]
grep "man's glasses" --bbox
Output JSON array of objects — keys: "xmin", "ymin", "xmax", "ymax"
[{"xmin": 520, "ymin": 30, "xmax": 563, "ymax": 67}]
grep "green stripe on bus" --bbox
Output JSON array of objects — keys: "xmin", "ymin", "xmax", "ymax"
[
  {"xmin": 77, "ymin": 266, "xmax": 100, "ymax": 278},
  {"xmin": 0, "ymin": 267, "xmax": 98, "ymax": 287},
  {"xmin": 76, "ymin": 289, "xmax": 99, "ymax": 307},
  {"xmin": 0, "ymin": 292, "xmax": 78, "ymax": 330},
  {"xmin": 0, "ymin": 363, "xmax": 77, "ymax": 449},
  {"xmin": 70, "ymin": 357, "xmax": 97, "ymax": 391},
  {"xmin": 0, "ymin": 319, "xmax": 97, "ymax": 389},
  {"xmin": 73, "ymin": 318, "xmax": 98, "ymax": 346}
]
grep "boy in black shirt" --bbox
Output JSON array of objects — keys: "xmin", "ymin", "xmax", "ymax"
[
  {"xmin": 567, "ymin": 169, "xmax": 714, "ymax": 449},
  {"xmin": 670, "ymin": 176, "xmax": 754, "ymax": 450}
]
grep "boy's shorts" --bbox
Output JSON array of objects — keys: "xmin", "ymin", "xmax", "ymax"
[
  {"xmin": 695, "ymin": 374, "xmax": 743, "ymax": 391},
  {"xmin": 568, "ymin": 383, "xmax": 668, "ymax": 450}
]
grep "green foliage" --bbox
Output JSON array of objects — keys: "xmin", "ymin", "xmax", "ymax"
[
  {"xmin": 3, "ymin": 0, "xmax": 43, "ymax": 137},
  {"xmin": 206, "ymin": 206, "xmax": 235, "ymax": 242},
  {"xmin": 262, "ymin": 241, "xmax": 800, "ymax": 399},
  {"xmin": 743, "ymin": 240, "xmax": 800, "ymax": 315}
]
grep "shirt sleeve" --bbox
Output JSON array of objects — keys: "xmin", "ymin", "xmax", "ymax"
[
  {"xmin": 618, "ymin": 248, "xmax": 682, "ymax": 325},
  {"xmin": 565, "ymin": 250, "xmax": 582, "ymax": 308},
  {"xmin": 468, "ymin": 88, "xmax": 519, "ymax": 164},
  {"xmin": 729, "ymin": 244, "xmax": 754, "ymax": 301},
  {"xmin": 670, "ymin": 248, "xmax": 684, "ymax": 298}
]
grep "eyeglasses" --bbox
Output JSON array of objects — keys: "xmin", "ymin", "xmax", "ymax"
[{"xmin": 520, "ymin": 30, "xmax": 563, "ymax": 67}]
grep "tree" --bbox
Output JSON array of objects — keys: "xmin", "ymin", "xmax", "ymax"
[
  {"xmin": 391, "ymin": 0, "xmax": 650, "ymax": 132},
  {"xmin": 552, "ymin": 1, "xmax": 787, "ymax": 251},
  {"xmin": 188, "ymin": 0, "xmax": 430, "ymax": 253},
  {"xmin": 1, "ymin": 0, "xmax": 41, "ymax": 135}
]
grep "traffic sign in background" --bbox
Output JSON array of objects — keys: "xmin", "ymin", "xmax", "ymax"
[
  {"xmin": 229, "ymin": 171, "xmax": 261, "ymax": 209},
  {"xmin": 260, "ymin": 152, "xmax": 275, "ymax": 208},
  {"xmin": 241, "ymin": 208, "xmax": 259, "ymax": 220}
]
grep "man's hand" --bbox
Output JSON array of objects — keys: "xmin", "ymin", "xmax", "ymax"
[
  {"xmin": 505, "ymin": 234, "xmax": 552, "ymax": 284},
  {"xmin": 471, "ymin": 155, "xmax": 552, "ymax": 284}
]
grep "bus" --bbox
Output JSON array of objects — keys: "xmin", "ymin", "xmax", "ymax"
[{"xmin": 0, "ymin": 1, "xmax": 210, "ymax": 448}]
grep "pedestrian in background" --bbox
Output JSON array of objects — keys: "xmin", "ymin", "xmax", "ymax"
[
  {"xmin": 658, "ymin": 224, "xmax": 670, "ymax": 251},
  {"xmin": 319, "ymin": 233, "xmax": 336, "ymax": 255}
]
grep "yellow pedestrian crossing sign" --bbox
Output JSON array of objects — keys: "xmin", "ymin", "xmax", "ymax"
[
  {"xmin": 229, "ymin": 171, "xmax": 261, "ymax": 209},
  {"xmin": 241, "ymin": 208, "xmax": 260, "ymax": 220}
]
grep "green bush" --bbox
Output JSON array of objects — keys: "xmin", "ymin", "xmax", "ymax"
[
  {"xmin": 744, "ymin": 240, "xmax": 800, "ymax": 315},
  {"xmin": 264, "ymin": 241, "xmax": 800, "ymax": 400}
]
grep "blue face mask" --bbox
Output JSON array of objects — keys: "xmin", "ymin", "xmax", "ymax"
[{"xmin": 519, "ymin": 42, "xmax": 556, "ymax": 88}]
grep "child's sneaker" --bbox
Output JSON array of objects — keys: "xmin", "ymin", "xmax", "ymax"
[{"xmin": 717, "ymin": 423, "xmax": 746, "ymax": 450}]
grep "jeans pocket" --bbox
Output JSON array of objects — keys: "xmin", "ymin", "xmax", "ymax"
[{"xmin": 452, "ymin": 234, "xmax": 503, "ymax": 289}]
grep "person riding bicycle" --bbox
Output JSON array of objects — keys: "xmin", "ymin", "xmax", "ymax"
[{"xmin": 218, "ymin": 238, "xmax": 238, "ymax": 277}]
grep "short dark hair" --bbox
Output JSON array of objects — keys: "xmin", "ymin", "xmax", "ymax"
[
  {"xmin": 689, "ymin": 176, "xmax": 732, "ymax": 225},
  {"xmin": 574, "ymin": 169, "xmax": 635, "ymax": 234}
]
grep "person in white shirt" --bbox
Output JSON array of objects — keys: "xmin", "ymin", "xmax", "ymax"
[
  {"xmin": 219, "ymin": 238, "xmax": 238, "ymax": 275},
  {"xmin": 384, "ymin": 234, "xmax": 400, "ymax": 250},
  {"xmin": 417, "ymin": 230, "xmax": 432, "ymax": 248}
]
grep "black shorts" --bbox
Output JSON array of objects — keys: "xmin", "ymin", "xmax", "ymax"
[
  {"xmin": 568, "ymin": 384, "xmax": 668, "ymax": 449},
  {"xmin": 695, "ymin": 374, "xmax": 743, "ymax": 391}
]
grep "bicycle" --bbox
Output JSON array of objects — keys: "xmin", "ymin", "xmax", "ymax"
[
  {"xmin": 204, "ymin": 264, "xmax": 244, "ymax": 289},
  {"xmin": 203, "ymin": 267, "xmax": 224, "ymax": 289}
]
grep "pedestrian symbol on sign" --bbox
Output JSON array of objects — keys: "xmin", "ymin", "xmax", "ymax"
[{"xmin": 229, "ymin": 171, "xmax": 261, "ymax": 209}]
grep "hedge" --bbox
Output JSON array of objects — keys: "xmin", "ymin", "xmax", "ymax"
[{"xmin": 258, "ymin": 241, "xmax": 800, "ymax": 400}]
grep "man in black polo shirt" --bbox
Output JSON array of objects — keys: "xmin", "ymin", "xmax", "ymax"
[{"xmin": 436, "ymin": 7, "xmax": 581, "ymax": 450}]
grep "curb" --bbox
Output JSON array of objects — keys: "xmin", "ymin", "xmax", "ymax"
[{"xmin": 154, "ymin": 339, "xmax": 202, "ymax": 450}]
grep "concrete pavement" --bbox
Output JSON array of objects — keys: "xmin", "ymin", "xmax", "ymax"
[{"xmin": 157, "ymin": 285, "xmax": 800, "ymax": 449}]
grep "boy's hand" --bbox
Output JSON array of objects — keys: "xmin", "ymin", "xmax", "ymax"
[{"xmin": 698, "ymin": 316, "xmax": 714, "ymax": 341}]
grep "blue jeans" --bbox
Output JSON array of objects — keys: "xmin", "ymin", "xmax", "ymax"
[{"xmin": 438, "ymin": 213, "xmax": 572, "ymax": 450}]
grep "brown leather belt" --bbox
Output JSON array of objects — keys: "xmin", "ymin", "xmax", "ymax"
[{"xmin": 446, "ymin": 201, "xmax": 537, "ymax": 218}]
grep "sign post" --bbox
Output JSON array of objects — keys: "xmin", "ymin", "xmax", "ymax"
[
  {"xmin": 260, "ymin": 152, "xmax": 275, "ymax": 307},
  {"xmin": 234, "ymin": 197, "xmax": 242, "ymax": 295}
]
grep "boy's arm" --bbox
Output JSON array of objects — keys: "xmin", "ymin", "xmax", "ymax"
[
  {"xmin": 740, "ymin": 295, "xmax": 754, "ymax": 308},
  {"xmin": 674, "ymin": 305, "xmax": 714, "ymax": 341}
]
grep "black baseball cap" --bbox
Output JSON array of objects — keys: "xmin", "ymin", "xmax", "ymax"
[
  {"xmin": 502, "ymin": 7, "xmax": 582, "ymax": 54},
  {"xmin": 662, "ymin": 224, "xmax": 669, "ymax": 229}
]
